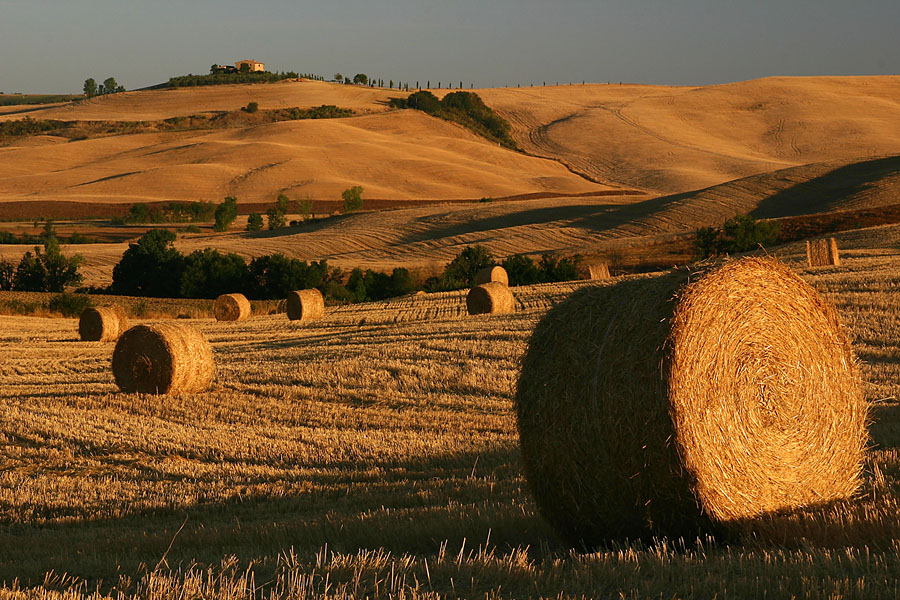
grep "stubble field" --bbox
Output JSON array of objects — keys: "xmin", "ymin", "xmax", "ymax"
[{"xmin": 2, "ymin": 243, "xmax": 900, "ymax": 598}]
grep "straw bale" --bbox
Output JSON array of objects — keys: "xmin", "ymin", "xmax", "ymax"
[
  {"xmin": 807, "ymin": 238, "xmax": 840, "ymax": 267},
  {"xmin": 78, "ymin": 305, "xmax": 128, "ymax": 342},
  {"xmin": 586, "ymin": 262, "xmax": 611, "ymax": 280},
  {"xmin": 475, "ymin": 265, "xmax": 509, "ymax": 286},
  {"xmin": 286, "ymin": 289, "xmax": 325, "ymax": 321},
  {"xmin": 515, "ymin": 257, "xmax": 866, "ymax": 545},
  {"xmin": 466, "ymin": 282, "xmax": 515, "ymax": 315},
  {"xmin": 112, "ymin": 323, "xmax": 215, "ymax": 394},
  {"xmin": 214, "ymin": 293, "xmax": 251, "ymax": 321}
]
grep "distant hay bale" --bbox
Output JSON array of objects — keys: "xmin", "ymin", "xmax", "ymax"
[
  {"xmin": 78, "ymin": 305, "xmax": 128, "ymax": 342},
  {"xmin": 515, "ymin": 257, "xmax": 866, "ymax": 546},
  {"xmin": 276, "ymin": 299, "xmax": 287, "ymax": 313},
  {"xmin": 286, "ymin": 289, "xmax": 325, "ymax": 321},
  {"xmin": 112, "ymin": 323, "xmax": 215, "ymax": 394},
  {"xmin": 466, "ymin": 282, "xmax": 515, "ymax": 315},
  {"xmin": 214, "ymin": 293, "xmax": 251, "ymax": 321},
  {"xmin": 806, "ymin": 238, "xmax": 841, "ymax": 267},
  {"xmin": 583, "ymin": 262, "xmax": 611, "ymax": 280},
  {"xmin": 475, "ymin": 265, "xmax": 509, "ymax": 286}
]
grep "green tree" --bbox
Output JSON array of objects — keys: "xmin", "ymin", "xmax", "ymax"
[
  {"xmin": 296, "ymin": 196, "xmax": 313, "ymax": 219},
  {"xmin": 111, "ymin": 229, "xmax": 184, "ymax": 297},
  {"xmin": 722, "ymin": 214, "xmax": 780, "ymax": 253},
  {"xmin": 14, "ymin": 236, "xmax": 83, "ymax": 292},
  {"xmin": 83, "ymin": 78, "xmax": 97, "ymax": 98},
  {"xmin": 213, "ymin": 196, "xmax": 238, "ymax": 232},
  {"xmin": 501, "ymin": 254, "xmax": 541, "ymax": 286},
  {"xmin": 334, "ymin": 73, "xmax": 343, "ymax": 82},
  {"xmin": 179, "ymin": 249, "xmax": 249, "ymax": 298},
  {"xmin": 102, "ymin": 77, "xmax": 119, "ymax": 94},
  {"xmin": 341, "ymin": 185, "xmax": 365, "ymax": 212},
  {"xmin": 244, "ymin": 101, "xmax": 259, "ymax": 113},
  {"xmin": 267, "ymin": 207, "xmax": 286, "ymax": 230},
  {"xmin": 0, "ymin": 260, "xmax": 14, "ymax": 291},
  {"xmin": 353, "ymin": 73, "xmax": 368, "ymax": 85},
  {"xmin": 275, "ymin": 193, "xmax": 290, "ymax": 214},
  {"xmin": 441, "ymin": 245, "xmax": 494, "ymax": 288},
  {"xmin": 245, "ymin": 212, "xmax": 263, "ymax": 231}
]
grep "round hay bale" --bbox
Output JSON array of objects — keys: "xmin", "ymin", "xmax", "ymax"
[
  {"xmin": 475, "ymin": 265, "xmax": 509, "ymax": 286},
  {"xmin": 112, "ymin": 323, "xmax": 215, "ymax": 394},
  {"xmin": 286, "ymin": 289, "xmax": 325, "ymax": 322},
  {"xmin": 275, "ymin": 299, "xmax": 287, "ymax": 313},
  {"xmin": 466, "ymin": 282, "xmax": 515, "ymax": 315},
  {"xmin": 214, "ymin": 293, "xmax": 251, "ymax": 322},
  {"xmin": 515, "ymin": 257, "xmax": 866, "ymax": 545},
  {"xmin": 78, "ymin": 306, "xmax": 128, "ymax": 342}
]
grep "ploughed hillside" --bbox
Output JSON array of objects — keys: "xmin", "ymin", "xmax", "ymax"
[{"xmin": 475, "ymin": 76, "xmax": 900, "ymax": 194}]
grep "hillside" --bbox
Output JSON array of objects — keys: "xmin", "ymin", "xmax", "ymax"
[
  {"xmin": 475, "ymin": 76, "xmax": 900, "ymax": 194},
  {"xmin": 0, "ymin": 110, "xmax": 611, "ymax": 205}
]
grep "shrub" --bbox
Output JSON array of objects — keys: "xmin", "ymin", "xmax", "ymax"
[
  {"xmin": 244, "ymin": 101, "xmax": 259, "ymax": 113},
  {"xmin": 179, "ymin": 248, "xmax": 249, "ymax": 299},
  {"xmin": 112, "ymin": 229, "xmax": 184, "ymax": 297},
  {"xmin": 246, "ymin": 213, "xmax": 263, "ymax": 231},
  {"xmin": 214, "ymin": 197, "xmax": 239, "ymax": 232},
  {"xmin": 48, "ymin": 292, "xmax": 93, "ymax": 317},
  {"xmin": 14, "ymin": 236, "xmax": 83, "ymax": 292},
  {"xmin": 502, "ymin": 255, "xmax": 542, "ymax": 286},
  {"xmin": 694, "ymin": 214, "xmax": 781, "ymax": 259},
  {"xmin": 341, "ymin": 186, "xmax": 365, "ymax": 212},
  {"xmin": 266, "ymin": 207, "xmax": 287, "ymax": 230}
]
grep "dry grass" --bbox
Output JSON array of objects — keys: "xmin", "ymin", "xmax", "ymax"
[{"xmin": 0, "ymin": 251, "xmax": 899, "ymax": 598}]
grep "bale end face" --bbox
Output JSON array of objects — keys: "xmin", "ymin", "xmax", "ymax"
[
  {"xmin": 466, "ymin": 282, "xmax": 515, "ymax": 315},
  {"xmin": 286, "ymin": 289, "xmax": 325, "ymax": 321},
  {"xmin": 515, "ymin": 257, "xmax": 866, "ymax": 546},
  {"xmin": 79, "ymin": 306, "xmax": 127, "ymax": 342},
  {"xmin": 112, "ymin": 323, "xmax": 215, "ymax": 394},
  {"xmin": 214, "ymin": 293, "xmax": 251, "ymax": 322}
]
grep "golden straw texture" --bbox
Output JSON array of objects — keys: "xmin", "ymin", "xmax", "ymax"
[
  {"xmin": 807, "ymin": 238, "xmax": 840, "ymax": 267},
  {"xmin": 214, "ymin": 293, "xmax": 251, "ymax": 322},
  {"xmin": 78, "ymin": 306, "xmax": 128, "ymax": 342},
  {"xmin": 587, "ymin": 263, "xmax": 611, "ymax": 280},
  {"xmin": 475, "ymin": 266, "xmax": 509, "ymax": 286},
  {"xmin": 286, "ymin": 289, "xmax": 325, "ymax": 322},
  {"xmin": 515, "ymin": 257, "xmax": 866, "ymax": 545},
  {"xmin": 112, "ymin": 323, "xmax": 215, "ymax": 394},
  {"xmin": 466, "ymin": 282, "xmax": 515, "ymax": 315}
]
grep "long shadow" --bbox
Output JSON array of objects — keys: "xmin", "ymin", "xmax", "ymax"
[
  {"xmin": 396, "ymin": 195, "xmax": 694, "ymax": 245},
  {"xmin": 751, "ymin": 155, "xmax": 900, "ymax": 219},
  {"xmin": 0, "ymin": 445, "xmax": 550, "ymax": 588}
]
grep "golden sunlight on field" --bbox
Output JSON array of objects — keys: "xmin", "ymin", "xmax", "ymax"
[{"xmin": 2, "ymin": 247, "xmax": 900, "ymax": 597}]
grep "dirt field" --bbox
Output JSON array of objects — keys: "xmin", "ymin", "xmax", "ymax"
[{"xmin": 2, "ymin": 246, "xmax": 900, "ymax": 598}]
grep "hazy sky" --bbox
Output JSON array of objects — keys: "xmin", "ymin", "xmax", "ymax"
[{"xmin": 1, "ymin": 0, "xmax": 898, "ymax": 94}]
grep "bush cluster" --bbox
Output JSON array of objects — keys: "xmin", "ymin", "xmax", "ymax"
[
  {"xmin": 389, "ymin": 91, "xmax": 518, "ymax": 150},
  {"xmin": 165, "ymin": 72, "xmax": 302, "ymax": 88},
  {"xmin": 694, "ymin": 214, "xmax": 780, "ymax": 259},
  {"xmin": 0, "ymin": 117, "xmax": 67, "ymax": 142},
  {"xmin": 116, "ymin": 201, "xmax": 216, "ymax": 225},
  {"xmin": 0, "ymin": 236, "xmax": 83, "ymax": 292},
  {"xmin": 423, "ymin": 245, "xmax": 581, "ymax": 291}
]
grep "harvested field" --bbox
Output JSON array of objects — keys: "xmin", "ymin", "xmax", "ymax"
[{"xmin": 3, "ymin": 249, "xmax": 900, "ymax": 598}]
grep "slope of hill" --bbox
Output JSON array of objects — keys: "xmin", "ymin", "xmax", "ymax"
[
  {"xmin": 475, "ymin": 76, "xmax": 900, "ymax": 194},
  {"xmin": 0, "ymin": 110, "xmax": 611, "ymax": 205},
  {"xmin": 0, "ymin": 80, "xmax": 396, "ymax": 122}
]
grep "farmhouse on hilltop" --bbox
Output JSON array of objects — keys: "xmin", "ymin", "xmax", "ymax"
[{"xmin": 235, "ymin": 59, "xmax": 265, "ymax": 72}]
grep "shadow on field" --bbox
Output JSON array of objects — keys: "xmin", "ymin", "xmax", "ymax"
[
  {"xmin": 751, "ymin": 155, "xmax": 900, "ymax": 219},
  {"xmin": 868, "ymin": 401, "xmax": 900, "ymax": 449},
  {"xmin": 0, "ymin": 445, "xmax": 555, "ymax": 588}
]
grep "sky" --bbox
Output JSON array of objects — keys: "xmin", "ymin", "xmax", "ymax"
[{"xmin": 1, "ymin": 0, "xmax": 899, "ymax": 94}]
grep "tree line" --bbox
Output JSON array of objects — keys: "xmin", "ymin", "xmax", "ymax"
[{"xmin": 83, "ymin": 77, "xmax": 124, "ymax": 97}]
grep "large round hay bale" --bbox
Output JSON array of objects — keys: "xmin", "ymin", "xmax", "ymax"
[
  {"xmin": 466, "ymin": 282, "xmax": 515, "ymax": 315},
  {"xmin": 516, "ymin": 257, "xmax": 866, "ymax": 546},
  {"xmin": 79, "ymin": 306, "xmax": 128, "ymax": 342},
  {"xmin": 213, "ymin": 293, "xmax": 251, "ymax": 322},
  {"xmin": 112, "ymin": 323, "xmax": 215, "ymax": 394},
  {"xmin": 286, "ymin": 289, "xmax": 325, "ymax": 322},
  {"xmin": 475, "ymin": 265, "xmax": 509, "ymax": 286}
]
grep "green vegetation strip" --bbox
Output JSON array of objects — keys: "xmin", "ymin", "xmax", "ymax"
[{"xmin": 0, "ymin": 105, "xmax": 354, "ymax": 143}]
